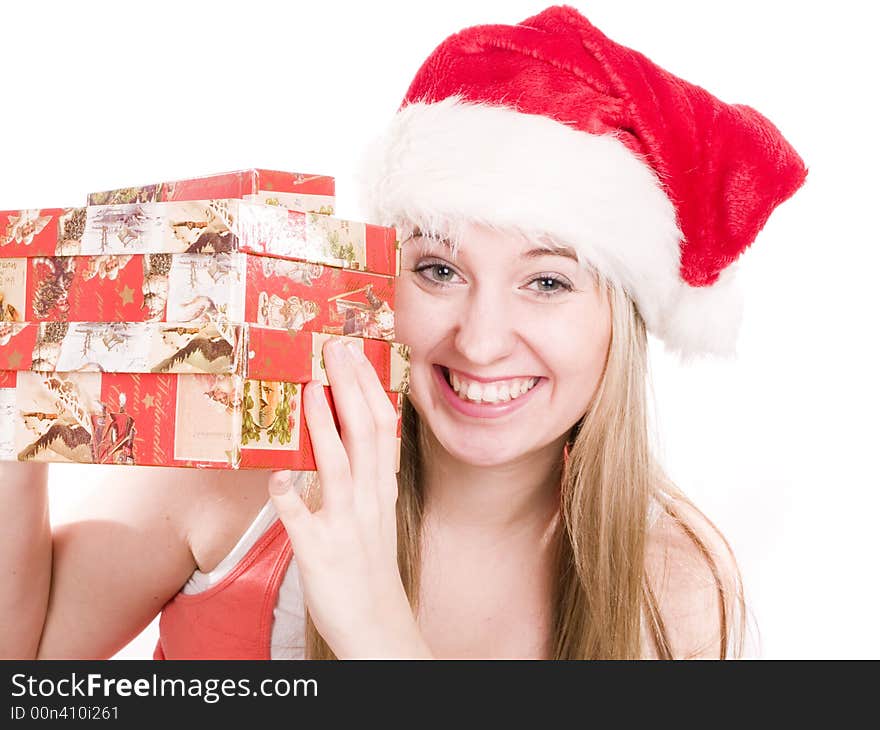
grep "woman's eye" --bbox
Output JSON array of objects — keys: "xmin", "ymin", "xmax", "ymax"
[
  {"xmin": 428, "ymin": 264, "xmax": 456, "ymax": 282},
  {"xmin": 528, "ymin": 275, "xmax": 574, "ymax": 296},
  {"xmin": 533, "ymin": 277, "xmax": 561, "ymax": 292},
  {"xmin": 413, "ymin": 261, "xmax": 460, "ymax": 285},
  {"xmin": 412, "ymin": 261, "xmax": 574, "ymax": 297}
]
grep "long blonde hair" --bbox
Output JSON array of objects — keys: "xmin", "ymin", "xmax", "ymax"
[{"xmin": 301, "ymin": 273, "xmax": 748, "ymax": 659}]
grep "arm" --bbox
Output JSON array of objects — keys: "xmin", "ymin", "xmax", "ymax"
[
  {"xmin": 35, "ymin": 464, "xmax": 200, "ymax": 659},
  {"xmin": 33, "ymin": 464, "xmax": 272, "ymax": 660},
  {"xmin": 0, "ymin": 463, "xmax": 51, "ymax": 658},
  {"xmin": 0, "ymin": 462, "xmax": 239, "ymax": 659}
]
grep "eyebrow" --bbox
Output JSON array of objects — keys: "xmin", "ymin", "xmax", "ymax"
[
  {"xmin": 521, "ymin": 246, "xmax": 579, "ymax": 262},
  {"xmin": 407, "ymin": 228, "xmax": 579, "ymax": 262}
]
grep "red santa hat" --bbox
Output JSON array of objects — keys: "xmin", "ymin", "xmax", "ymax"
[{"xmin": 355, "ymin": 4, "xmax": 808, "ymax": 359}]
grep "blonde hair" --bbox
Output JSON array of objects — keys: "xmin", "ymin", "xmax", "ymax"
[{"xmin": 300, "ymin": 270, "xmax": 748, "ymax": 659}]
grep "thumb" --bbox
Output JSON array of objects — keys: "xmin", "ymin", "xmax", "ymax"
[{"xmin": 268, "ymin": 470, "xmax": 313, "ymax": 541}]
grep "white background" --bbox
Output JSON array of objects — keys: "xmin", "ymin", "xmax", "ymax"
[{"xmin": 2, "ymin": 0, "xmax": 876, "ymax": 659}]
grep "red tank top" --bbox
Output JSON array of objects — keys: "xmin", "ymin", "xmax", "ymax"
[{"xmin": 153, "ymin": 517, "xmax": 294, "ymax": 660}]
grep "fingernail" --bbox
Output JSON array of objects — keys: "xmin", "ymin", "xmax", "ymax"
[
  {"xmin": 269, "ymin": 471, "xmax": 293, "ymax": 495},
  {"xmin": 345, "ymin": 340, "xmax": 367, "ymax": 362},
  {"xmin": 328, "ymin": 338, "xmax": 348, "ymax": 361}
]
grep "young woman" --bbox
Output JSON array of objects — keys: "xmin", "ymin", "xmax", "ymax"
[{"xmin": 0, "ymin": 6, "xmax": 806, "ymax": 660}]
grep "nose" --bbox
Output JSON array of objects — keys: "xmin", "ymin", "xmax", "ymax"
[{"xmin": 452, "ymin": 283, "xmax": 517, "ymax": 366}]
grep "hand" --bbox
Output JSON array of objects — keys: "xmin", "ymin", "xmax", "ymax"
[{"xmin": 267, "ymin": 337, "xmax": 431, "ymax": 659}]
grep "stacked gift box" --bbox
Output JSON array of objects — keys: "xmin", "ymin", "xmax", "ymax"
[
  {"xmin": 0, "ymin": 169, "xmax": 409, "ymax": 471},
  {"xmin": 87, "ymin": 168, "xmax": 337, "ymax": 216}
]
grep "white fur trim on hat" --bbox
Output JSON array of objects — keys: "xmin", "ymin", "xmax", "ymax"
[{"xmin": 354, "ymin": 95, "xmax": 742, "ymax": 360}]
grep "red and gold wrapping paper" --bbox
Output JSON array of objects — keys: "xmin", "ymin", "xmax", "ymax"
[
  {"xmin": 87, "ymin": 168, "xmax": 336, "ymax": 215},
  {"xmin": 0, "ymin": 199, "xmax": 399, "ymax": 276},
  {"xmin": 0, "ymin": 369, "xmax": 402, "ymax": 471},
  {"xmin": 0, "ymin": 252, "xmax": 395, "ymax": 340},
  {"xmin": 0, "ymin": 321, "xmax": 411, "ymax": 393}
]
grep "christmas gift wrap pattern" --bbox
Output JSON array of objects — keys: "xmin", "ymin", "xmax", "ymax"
[
  {"xmin": 88, "ymin": 168, "xmax": 336, "ymax": 216},
  {"xmin": 0, "ymin": 200, "xmax": 399, "ymax": 276},
  {"xmin": 0, "ymin": 252, "xmax": 395, "ymax": 339},
  {"xmin": 0, "ymin": 321, "xmax": 411, "ymax": 392},
  {"xmin": 0, "ymin": 370, "xmax": 402, "ymax": 470}
]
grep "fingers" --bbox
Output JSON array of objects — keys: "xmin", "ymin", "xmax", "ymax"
[
  {"xmin": 302, "ymin": 378, "xmax": 352, "ymax": 511},
  {"xmin": 267, "ymin": 470, "xmax": 314, "ymax": 555},
  {"xmin": 302, "ymin": 337, "xmax": 400, "ymax": 517},
  {"xmin": 320, "ymin": 338, "xmax": 378, "ymax": 487},
  {"xmin": 341, "ymin": 340, "xmax": 400, "ymax": 503}
]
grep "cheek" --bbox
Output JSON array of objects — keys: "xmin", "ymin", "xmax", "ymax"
[{"xmin": 543, "ymin": 302, "xmax": 612, "ymax": 395}]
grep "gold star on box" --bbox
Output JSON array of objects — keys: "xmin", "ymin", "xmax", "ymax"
[
  {"xmin": 119, "ymin": 285, "xmax": 135, "ymax": 305},
  {"xmin": 6, "ymin": 350, "xmax": 23, "ymax": 369},
  {"xmin": 141, "ymin": 393, "xmax": 155, "ymax": 409}
]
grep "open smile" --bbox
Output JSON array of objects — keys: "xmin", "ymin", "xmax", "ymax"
[{"xmin": 433, "ymin": 365, "xmax": 544, "ymax": 419}]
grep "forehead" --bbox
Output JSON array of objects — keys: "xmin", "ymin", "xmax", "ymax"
[{"xmin": 400, "ymin": 221, "xmax": 579, "ymax": 263}]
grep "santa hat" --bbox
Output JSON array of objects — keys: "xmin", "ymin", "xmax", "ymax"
[{"xmin": 355, "ymin": 4, "xmax": 808, "ymax": 360}]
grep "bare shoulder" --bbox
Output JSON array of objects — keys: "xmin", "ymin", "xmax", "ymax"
[
  {"xmin": 38, "ymin": 465, "xmax": 271, "ymax": 658},
  {"xmin": 642, "ymin": 494, "xmax": 744, "ymax": 660},
  {"xmin": 57, "ymin": 465, "xmax": 272, "ymax": 574}
]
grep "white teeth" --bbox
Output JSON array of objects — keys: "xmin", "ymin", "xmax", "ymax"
[
  {"xmin": 447, "ymin": 369, "xmax": 538, "ymax": 403},
  {"xmin": 481, "ymin": 383, "xmax": 498, "ymax": 402}
]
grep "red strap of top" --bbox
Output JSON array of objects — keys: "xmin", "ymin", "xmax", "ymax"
[{"xmin": 153, "ymin": 518, "xmax": 293, "ymax": 660}]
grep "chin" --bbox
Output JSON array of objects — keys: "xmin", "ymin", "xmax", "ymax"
[{"xmin": 431, "ymin": 427, "xmax": 533, "ymax": 467}]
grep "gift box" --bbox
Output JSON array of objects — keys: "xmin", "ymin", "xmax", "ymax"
[
  {"xmin": 0, "ymin": 172, "xmax": 408, "ymax": 472},
  {"xmin": 0, "ymin": 320, "xmax": 411, "ymax": 470},
  {"xmin": 0, "ymin": 320, "xmax": 411, "ymax": 391},
  {"xmin": 0, "ymin": 369, "xmax": 402, "ymax": 471},
  {"xmin": 0, "ymin": 199, "xmax": 399, "ymax": 276},
  {"xmin": 0, "ymin": 251, "xmax": 395, "ymax": 339},
  {"xmin": 87, "ymin": 168, "xmax": 336, "ymax": 216}
]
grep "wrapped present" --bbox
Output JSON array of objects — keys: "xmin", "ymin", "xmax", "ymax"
[
  {"xmin": 0, "ymin": 171, "xmax": 408, "ymax": 472},
  {"xmin": 0, "ymin": 199, "xmax": 399, "ymax": 276},
  {"xmin": 0, "ymin": 251, "xmax": 395, "ymax": 339},
  {"xmin": 0, "ymin": 369, "xmax": 402, "ymax": 470},
  {"xmin": 0, "ymin": 321, "xmax": 411, "ymax": 392},
  {"xmin": 87, "ymin": 168, "xmax": 336, "ymax": 215}
]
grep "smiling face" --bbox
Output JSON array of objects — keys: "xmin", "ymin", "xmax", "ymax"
[{"xmin": 394, "ymin": 220, "xmax": 612, "ymax": 468}]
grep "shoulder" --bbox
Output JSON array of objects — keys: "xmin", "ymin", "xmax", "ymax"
[
  {"xmin": 62, "ymin": 465, "xmax": 265, "ymax": 545},
  {"xmin": 177, "ymin": 468, "xmax": 273, "ymax": 574},
  {"xmin": 643, "ymin": 494, "xmax": 744, "ymax": 659},
  {"xmin": 69, "ymin": 466, "xmax": 271, "ymax": 564},
  {"xmin": 38, "ymin": 466, "xmax": 268, "ymax": 658}
]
